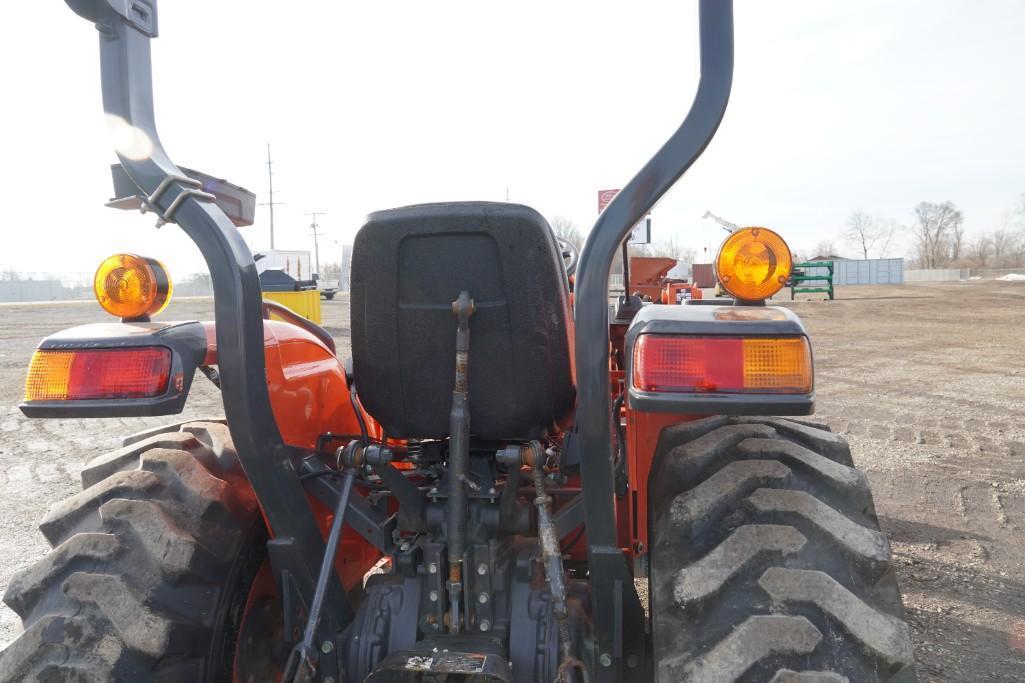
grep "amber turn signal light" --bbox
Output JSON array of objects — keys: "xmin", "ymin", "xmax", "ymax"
[
  {"xmin": 715, "ymin": 227, "xmax": 792, "ymax": 301},
  {"xmin": 632, "ymin": 335, "xmax": 812, "ymax": 395},
  {"xmin": 24, "ymin": 348, "xmax": 172, "ymax": 402},
  {"xmin": 94, "ymin": 254, "xmax": 172, "ymax": 320}
]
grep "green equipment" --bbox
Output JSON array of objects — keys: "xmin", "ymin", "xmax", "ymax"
[{"xmin": 791, "ymin": 260, "xmax": 835, "ymax": 300}]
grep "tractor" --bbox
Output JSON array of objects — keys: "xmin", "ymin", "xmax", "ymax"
[{"xmin": 1, "ymin": 1, "xmax": 915, "ymax": 682}]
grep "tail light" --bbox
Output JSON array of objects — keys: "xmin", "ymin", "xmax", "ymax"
[
  {"xmin": 25, "ymin": 347, "xmax": 172, "ymax": 402},
  {"xmin": 632, "ymin": 335, "xmax": 812, "ymax": 395}
]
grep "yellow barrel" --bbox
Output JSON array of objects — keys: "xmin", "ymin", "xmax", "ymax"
[{"xmin": 262, "ymin": 290, "xmax": 322, "ymax": 324}]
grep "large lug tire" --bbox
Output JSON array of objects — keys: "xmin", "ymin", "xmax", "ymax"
[
  {"xmin": 0, "ymin": 421, "xmax": 266, "ymax": 682},
  {"xmin": 649, "ymin": 416, "xmax": 916, "ymax": 683}
]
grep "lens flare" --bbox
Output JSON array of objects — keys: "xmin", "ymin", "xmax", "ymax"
[{"xmin": 104, "ymin": 114, "xmax": 154, "ymax": 161}]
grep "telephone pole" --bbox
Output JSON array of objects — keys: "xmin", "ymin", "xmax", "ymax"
[
  {"xmin": 258, "ymin": 143, "xmax": 285, "ymax": 249},
  {"xmin": 307, "ymin": 211, "xmax": 328, "ymax": 275}
]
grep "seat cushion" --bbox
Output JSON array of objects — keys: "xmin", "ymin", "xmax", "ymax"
[{"xmin": 350, "ymin": 202, "xmax": 575, "ymax": 439}]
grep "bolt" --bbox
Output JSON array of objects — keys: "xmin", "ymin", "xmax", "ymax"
[
  {"xmin": 429, "ymin": 590, "xmax": 438, "ymax": 602},
  {"xmin": 321, "ymin": 640, "xmax": 334, "ymax": 655},
  {"xmin": 600, "ymin": 653, "xmax": 613, "ymax": 668},
  {"xmin": 479, "ymin": 620, "xmax": 491, "ymax": 632},
  {"xmin": 478, "ymin": 592, "xmax": 489, "ymax": 604},
  {"xmin": 428, "ymin": 562, "xmax": 438, "ymax": 574},
  {"xmin": 626, "ymin": 654, "xmax": 639, "ymax": 668},
  {"xmin": 488, "ymin": 487, "xmax": 497, "ymax": 495},
  {"xmin": 324, "ymin": 678, "xmax": 335, "ymax": 683},
  {"xmin": 477, "ymin": 563, "xmax": 488, "ymax": 576}
]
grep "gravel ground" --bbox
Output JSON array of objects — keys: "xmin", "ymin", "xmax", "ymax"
[{"xmin": 0, "ymin": 281, "xmax": 1023, "ymax": 680}]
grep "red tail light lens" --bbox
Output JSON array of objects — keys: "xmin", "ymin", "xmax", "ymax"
[
  {"xmin": 632, "ymin": 335, "xmax": 812, "ymax": 394},
  {"xmin": 25, "ymin": 347, "xmax": 172, "ymax": 401}
]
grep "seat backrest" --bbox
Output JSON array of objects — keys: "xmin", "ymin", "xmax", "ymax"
[{"xmin": 350, "ymin": 202, "xmax": 575, "ymax": 440}]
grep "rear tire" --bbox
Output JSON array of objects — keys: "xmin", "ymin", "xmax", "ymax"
[
  {"xmin": 649, "ymin": 416, "xmax": 915, "ymax": 682},
  {"xmin": 0, "ymin": 421, "xmax": 266, "ymax": 682}
]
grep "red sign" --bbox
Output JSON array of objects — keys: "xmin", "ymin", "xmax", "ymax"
[{"xmin": 598, "ymin": 189, "xmax": 620, "ymax": 214}]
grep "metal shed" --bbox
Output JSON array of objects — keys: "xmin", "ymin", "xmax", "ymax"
[{"xmin": 802, "ymin": 258, "xmax": 903, "ymax": 286}]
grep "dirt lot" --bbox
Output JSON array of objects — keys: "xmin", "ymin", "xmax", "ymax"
[{"xmin": 0, "ymin": 281, "xmax": 1023, "ymax": 680}]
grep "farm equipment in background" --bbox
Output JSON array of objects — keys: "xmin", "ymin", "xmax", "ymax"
[
  {"xmin": 1, "ymin": 1, "xmax": 914, "ymax": 682},
  {"xmin": 791, "ymin": 260, "xmax": 836, "ymax": 300},
  {"xmin": 256, "ymin": 258, "xmax": 324, "ymax": 324},
  {"xmin": 256, "ymin": 249, "xmax": 339, "ymax": 300},
  {"xmin": 629, "ymin": 256, "xmax": 703, "ymax": 303}
]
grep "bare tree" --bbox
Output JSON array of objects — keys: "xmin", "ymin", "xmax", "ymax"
[
  {"xmin": 845, "ymin": 210, "xmax": 878, "ymax": 260},
  {"xmin": 911, "ymin": 201, "xmax": 963, "ymax": 268},
  {"xmin": 844, "ymin": 211, "xmax": 899, "ymax": 259},
  {"xmin": 877, "ymin": 220, "xmax": 899, "ymax": 258},
  {"xmin": 950, "ymin": 219, "xmax": 965, "ymax": 262},
  {"xmin": 549, "ymin": 216, "xmax": 585, "ymax": 249},
  {"xmin": 990, "ymin": 228, "xmax": 1021, "ymax": 268},
  {"xmin": 967, "ymin": 234, "xmax": 992, "ymax": 267},
  {"xmin": 812, "ymin": 241, "xmax": 838, "ymax": 259}
]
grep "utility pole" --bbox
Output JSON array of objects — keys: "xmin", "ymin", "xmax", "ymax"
[
  {"xmin": 258, "ymin": 143, "xmax": 285, "ymax": 249},
  {"xmin": 307, "ymin": 211, "xmax": 328, "ymax": 275}
]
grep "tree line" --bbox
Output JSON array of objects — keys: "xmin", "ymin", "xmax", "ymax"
[
  {"xmin": 824, "ymin": 197, "xmax": 1025, "ymax": 269},
  {"xmin": 556, "ymin": 192, "xmax": 1025, "ymax": 272}
]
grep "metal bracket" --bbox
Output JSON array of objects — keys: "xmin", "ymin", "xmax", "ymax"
[
  {"xmin": 107, "ymin": 0, "xmax": 158, "ymax": 37},
  {"xmin": 106, "ymin": 174, "xmax": 216, "ymax": 228}
]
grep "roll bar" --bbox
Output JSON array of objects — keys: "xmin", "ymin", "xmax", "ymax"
[
  {"xmin": 63, "ymin": 0, "xmax": 351, "ymax": 647},
  {"xmin": 63, "ymin": 0, "xmax": 734, "ymax": 678},
  {"xmin": 572, "ymin": 1, "xmax": 734, "ymax": 676}
]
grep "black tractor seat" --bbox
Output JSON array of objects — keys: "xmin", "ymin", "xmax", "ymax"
[{"xmin": 349, "ymin": 202, "xmax": 575, "ymax": 440}]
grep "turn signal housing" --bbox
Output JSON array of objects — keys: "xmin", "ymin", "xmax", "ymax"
[
  {"xmin": 632, "ymin": 335, "xmax": 812, "ymax": 395},
  {"xmin": 94, "ymin": 254, "xmax": 172, "ymax": 320},
  {"xmin": 715, "ymin": 227, "xmax": 792, "ymax": 301},
  {"xmin": 24, "ymin": 347, "xmax": 172, "ymax": 402}
]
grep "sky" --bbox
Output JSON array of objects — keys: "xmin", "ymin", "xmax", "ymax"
[{"xmin": 1, "ymin": 1, "xmax": 1023, "ymax": 279}]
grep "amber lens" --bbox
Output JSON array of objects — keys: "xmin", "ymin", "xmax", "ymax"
[
  {"xmin": 93, "ymin": 254, "xmax": 172, "ymax": 319},
  {"xmin": 742, "ymin": 337, "xmax": 813, "ymax": 393},
  {"xmin": 24, "ymin": 350, "xmax": 73, "ymax": 401},
  {"xmin": 715, "ymin": 227, "xmax": 792, "ymax": 301}
]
